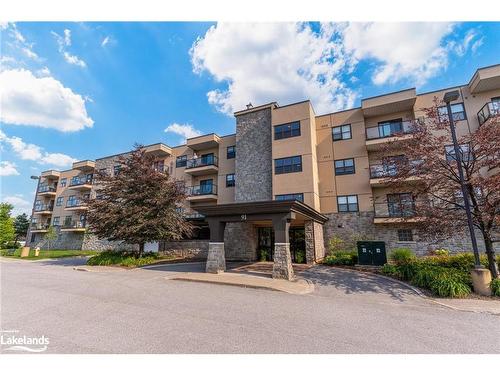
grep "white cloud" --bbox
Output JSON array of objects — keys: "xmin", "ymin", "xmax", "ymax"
[
  {"xmin": 101, "ymin": 36, "xmax": 110, "ymax": 47},
  {"xmin": 339, "ymin": 22, "xmax": 461, "ymax": 85},
  {"xmin": 4, "ymin": 23, "xmax": 39, "ymax": 61},
  {"xmin": 449, "ymin": 29, "xmax": 483, "ymax": 57},
  {"xmin": 0, "ymin": 161, "xmax": 20, "ymax": 176},
  {"xmin": 190, "ymin": 22, "xmax": 356, "ymax": 115},
  {"xmin": 0, "ymin": 68, "xmax": 94, "ymax": 132},
  {"xmin": 0, "ymin": 130, "xmax": 77, "ymax": 168},
  {"xmin": 52, "ymin": 29, "xmax": 87, "ymax": 68},
  {"xmin": 164, "ymin": 123, "xmax": 202, "ymax": 142},
  {"xmin": 3, "ymin": 195, "xmax": 31, "ymax": 216}
]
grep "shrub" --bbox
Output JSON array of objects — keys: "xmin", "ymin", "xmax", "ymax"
[
  {"xmin": 431, "ymin": 248, "xmax": 449, "ymax": 256},
  {"xmin": 328, "ymin": 236, "xmax": 345, "ymax": 254},
  {"xmin": 87, "ymin": 250, "xmax": 159, "ymax": 267},
  {"xmin": 389, "ymin": 248, "xmax": 415, "ymax": 265},
  {"xmin": 411, "ymin": 266, "xmax": 439, "ymax": 289},
  {"xmin": 259, "ymin": 249, "xmax": 269, "ymax": 262},
  {"xmin": 490, "ymin": 278, "xmax": 500, "ymax": 297},
  {"xmin": 324, "ymin": 251, "xmax": 358, "ymax": 266},
  {"xmin": 428, "ymin": 272, "xmax": 471, "ymax": 298},
  {"xmin": 381, "ymin": 263, "xmax": 398, "ymax": 276}
]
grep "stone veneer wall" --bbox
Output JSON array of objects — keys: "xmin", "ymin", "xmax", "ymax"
[
  {"xmin": 234, "ymin": 107, "xmax": 273, "ymax": 202},
  {"xmin": 321, "ymin": 211, "xmax": 497, "ymax": 256},
  {"xmin": 159, "ymin": 240, "xmax": 209, "ymax": 259}
]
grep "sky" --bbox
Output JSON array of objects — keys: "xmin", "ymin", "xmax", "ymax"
[{"xmin": 1, "ymin": 21, "xmax": 499, "ymax": 216}]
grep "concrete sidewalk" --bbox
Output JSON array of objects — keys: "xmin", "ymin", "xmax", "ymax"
[
  {"xmin": 167, "ymin": 272, "xmax": 314, "ymax": 295},
  {"xmin": 430, "ymin": 298, "xmax": 500, "ymax": 315}
]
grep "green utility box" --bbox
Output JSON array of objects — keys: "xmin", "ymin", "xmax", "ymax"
[{"xmin": 357, "ymin": 241, "xmax": 387, "ymax": 266}]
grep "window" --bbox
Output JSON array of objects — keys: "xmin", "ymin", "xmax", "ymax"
[
  {"xmin": 337, "ymin": 195, "xmax": 358, "ymax": 212},
  {"xmin": 53, "ymin": 217, "xmax": 60, "ymax": 226},
  {"xmin": 378, "ymin": 118, "xmax": 403, "ymax": 138},
  {"xmin": 387, "ymin": 193, "xmax": 415, "ymax": 217},
  {"xmin": 113, "ymin": 165, "xmax": 121, "ymax": 176},
  {"xmin": 335, "ymin": 158, "xmax": 355, "ymax": 175},
  {"xmin": 98, "ymin": 168, "xmax": 108, "ymax": 176},
  {"xmin": 276, "ymin": 193, "xmax": 304, "ymax": 202},
  {"xmin": 274, "ymin": 156, "xmax": 302, "ymax": 174},
  {"xmin": 176, "ymin": 155, "xmax": 187, "ymax": 168},
  {"xmin": 397, "ymin": 229, "xmax": 413, "ymax": 242},
  {"xmin": 332, "ymin": 124, "xmax": 352, "ymax": 141},
  {"xmin": 226, "ymin": 174, "xmax": 235, "ymax": 187},
  {"xmin": 56, "ymin": 197, "xmax": 64, "ymax": 206},
  {"xmin": 438, "ymin": 103, "xmax": 466, "ymax": 122},
  {"xmin": 59, "ymin": 178, "xmax": 67, "ymax": 187},
  {"xmin": 153, "ymin": 160, "xmax": 164, "ymax": 172},
  {"xmin": 67, "ymin": 195, "xmax": 76, "ymax": 207},
  {"xmin": 64, "ymin": 216, "xmax": 72, "ymax": 226},
  {"xmin": 274, "ymin": 121, "xmax": 301, "ymax": 140},
  {"xmin": 227, "ymin": 146, "xmax": 236, "ymax": 159},
  {"xmin": 445, "ymin": 144, "xmax": 471, "ymax": 162}
]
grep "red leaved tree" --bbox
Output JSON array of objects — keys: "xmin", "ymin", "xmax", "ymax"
[
  {"xmin": 379, "ymin": 100, "xmax": 499, "ymax": 278},
  {"xmin": 86, "ymin": 144, "xmax": 192, "ymax": 257}
]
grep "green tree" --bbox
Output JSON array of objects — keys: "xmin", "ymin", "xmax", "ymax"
[
  {"xmin": 0, "ymin": 203, "xmax": 15, "ymax": 248},
  {"xmin": 86, "ymin": 144, "xmax": 192, "ymax": 257},
  {"xmin": 14, "ymin": 213, "xmax": 30, "ymax": 245},
  {"xmin": 44, "ymin": 226, "xmax": 57, "ymax": 251}
]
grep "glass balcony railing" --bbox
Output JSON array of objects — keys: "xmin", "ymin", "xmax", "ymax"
[
  {"xmin": 477, "ymin": 102, "xmax": 499, "ymax": 126},
  {"xmin": 186, "ymin": 155, "xmax": 218, "ymax": 169},
  {"xmin": 369, "ymin": 160, "xmax": 423, "ymax": 178},
  {"xmin": 366, "ymin": 121, "xmax": 414, "ymax": 140},
  {"xmin": 34, "ymin": 204, "xmax": 54, "ymax": 212},
  {"xmin": 70, "ymin": 175, "xmax": 93, "ymax": 186},
  {"xmin": 62, "ymin": 220, "xmax": 86, "ymax": 229},
  {"xmin": 66, "ymin": 199, "xmax": 86, "ymax": 208},
  {"xmin": 186, "ymin": 184, "xmax": 217, "ymax": 196},
  {"xmin": 38, "ymin": 185, "xmax": 57, "ymax": 193}
]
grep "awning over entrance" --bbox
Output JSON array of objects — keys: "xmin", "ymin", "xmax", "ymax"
[{"xmin": 195, "ymin": 200, "xmax": 328, "ymax": 280}]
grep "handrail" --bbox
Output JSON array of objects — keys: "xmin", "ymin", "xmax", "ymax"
[
  {"xmin": 477, "ymin": 102, "xmax": 499, "ymax": 126},
  {"xmin": 186, "ymin": 184, "xmax": 217, "ymax": 196},
  {"xmin": 186, "ymin": 155, "xmax": 218, "ymax": 169},
  {"xmin": 366, "ymin": 120, "xmax": 414, "ymax": 140}
]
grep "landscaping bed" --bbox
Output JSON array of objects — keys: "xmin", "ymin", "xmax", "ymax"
[
  {"xmin": 323, "ymin": 248, "xmax": 500, "ymax": 299},
  {"xmin": 86, "ymin": 250, "xmax": 178, "ymax": 268}
]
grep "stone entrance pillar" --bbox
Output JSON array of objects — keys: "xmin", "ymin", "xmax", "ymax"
[
  {"xmin": 206, "ymin": 219, "xmax": 226, "ymax": 274},
  {"xmin": 272, "ymin": 216, "xmax": 293, "ymax": 280}
]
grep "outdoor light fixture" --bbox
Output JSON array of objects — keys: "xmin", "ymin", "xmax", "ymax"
[
  {"xmin": 30, "ymin": 175, "xmax": 40, "ymax": 180},
  {"xmin": 443, "ymin": 90, "xmax": 482, "ymax": 268}
]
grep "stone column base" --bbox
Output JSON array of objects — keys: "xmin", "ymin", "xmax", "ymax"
[
  {"xmin": 471, "ymin": 268, "xmax": 492, "ymax": 296},
  {"xmin": 272, "ymin": 243, "xmax": 294, "ymax": 280},
  {"xmin": 206, "ymin": 242, "xmax": 226, "ymax": 274}
]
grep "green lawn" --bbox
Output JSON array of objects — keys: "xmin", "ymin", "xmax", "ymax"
[{"xmin": 0, "ymin": 249, "xmax": 98, "ymax": 259}]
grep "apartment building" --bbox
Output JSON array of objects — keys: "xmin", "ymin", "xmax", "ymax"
[{"xmin": 27, "ymin": 64, "xmax": 500, "ymax": 279}]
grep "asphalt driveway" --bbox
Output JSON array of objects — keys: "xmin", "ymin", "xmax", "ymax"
[{"xmin": 1, "ymin": 257, "xmax": 499, "ymax": 354}]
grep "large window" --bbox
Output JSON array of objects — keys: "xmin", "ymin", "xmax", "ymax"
[
  {"xmin": 337, "ymin": 195, "xmax": 358, "ymax": 212},
  {"xmin": 334, "ymin": 158, "xmax": 355, "ymax": 175},
  {"xmin": 227, "ymin": 146, "xmax": 235, "ymax": 159},
  {"xmin": 226, "ymin": 174, "xmax": 235, "ymax": 187},
  {"xmin": 52, "ymin": 217, "xmax": 60, "ymax": 226},
  {"xmin": 274, "ymin": 121, "xmax": 301, "ymax": 140},
  {"xmin": 274, "ymin": 156, "xmax": 302, "ymax": 174},
  {"xmin": 176, "ymin": 155, "xmax": 187, "ymax": 168},
  {"xmin": 276, "ymin": 193, "xmax": 304, "ymax": 202},
  {"xmin": 377, "ymin": 118, "xmax": 403, "ymax": 138},
  {"xmin": 438, "ymin": 103, "xmax": 466, "ymax": 122},
  {"xmin": 332, "ymin": 124, "xmax": 352, "ymax": 141},
  {"xmin": 56, "ymin": 197, "xmax": 64, "ymax": 206},
  {"xmin": 445, "ymin": 144, "xmax": 471, "ymax": 162},
  {"xmin": 387, "ymin": 193, "xmax": 415, "ymax": 217}
]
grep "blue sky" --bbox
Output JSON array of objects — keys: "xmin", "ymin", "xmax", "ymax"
[{"xmin": 1, "ymin": 22, "xmax": 499, "ymax": 215}]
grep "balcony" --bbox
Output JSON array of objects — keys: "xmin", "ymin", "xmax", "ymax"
[
  {"xmin": 65, "ymin": 200, "xmax": 88, "ymax": 211},
  {"xmin": 186, "ymin": 133, "xmax": 220, "ymax": 151},
  {"xmin": 185, "ymin": 184, "xmax": 218, "ymax": 202},
  {"xmin": 373, "ymin": 201, "xmax": 423, "ymax": 224},
  {"xmin": 365, "ymin": 121, "xmax": 414, "ymax": 150},
  {"xmin": 30, "ymin": 223, "xmax": 49, "ymax": 232},
  {"xmin": 184, "ymin": 155, "xmax": 219, "ymax": 176},
  {"xmin": 69, "ymin": 175, "xmax": 93, "ymax": 190},
  {"xmin": 61, "ymin": 220, "xmax": 86, "ymax": 232},
  {"xmin": 38, "ymin": 185, "xmax": 57, "ymax": 196},
  {"xmin": 34, "ymin": 204, "xmax": 54, "ymax": 215},
  {"xmin": 72, "ymin": 160, "xmax": 95, "ymax": 172},
  {"xmin": 369, "ymin": 160, "xmax": 423, "ymax": 187},
  {"xmin": 41, "ymin": 170, "xmax": 60, "ymax": 179},
  {"xmin": 361, "ymin": 88, "xmax": 416, "ymax": 117},
  {"xmin": 477, "ymin": 102, "xmax": 499, "ymax": 126}
]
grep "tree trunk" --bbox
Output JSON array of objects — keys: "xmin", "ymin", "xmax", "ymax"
[
  {"xmin": 483, "ymin": 234, "xmax": 499, "ymax": 279},
  {"xmin": 138, "ymin": 242, "xmax": 144, "ymax": 258}
]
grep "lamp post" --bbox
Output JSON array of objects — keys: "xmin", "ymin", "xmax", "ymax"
[{"xmin": 443, "ymin": 90, "xmax": 482, "ymax": 268}]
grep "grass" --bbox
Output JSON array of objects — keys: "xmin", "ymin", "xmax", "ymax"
[
  {"xmin": 0, "ymin": 248, "xmax": 98, "ymax": 259},
  {"xmin": 86, "ymin": 250, "xmax": 176, "ymax": 268}
]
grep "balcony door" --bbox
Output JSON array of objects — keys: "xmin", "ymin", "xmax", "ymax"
[
  {"xmin": 378, "ymin": 118, "xmax": 403, "ymax": 138},
  {"xmin": 199, "ymin": 179, "xmax": 213, "ymax": 195},
  {"xmin": 201, "ymin": 153, "xmax": 214, "ymax": 165},
  {"xmin": 387, "ymin": 193, "xmax": 415, "ymax": 217}
]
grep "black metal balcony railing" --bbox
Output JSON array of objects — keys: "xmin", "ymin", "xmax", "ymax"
[
  {"xmin": 185, "ymin": 155, "xmax": 218, "ymax": 169},
  {"xmin": 31, "ymin": 223, "xmax": 49, "ymax": 230},
  {"xmin": 70, "ymin": 175, "xmax": 93, "ymax": 187},
  {"xmin": 34, "ymin": 204, "xmax": 54, "ymax": 212},
  {"xmin": 374, "ymin": 201, "xmax": 418, "ymax": 218},
  {"xmin": 38, "ymin": 185, "xmax": 57, "ymax": 193},
  {"xmin": 186, "ymin": 184, "xmax": 217, "ymax": 196},
  {"xmin": 66, "ymin": 199, "xmax": 86, "ymax": 208},
  {"xmin": 366, "ymin": 121, "xmax": 414, "ymax": 140},
  {"xmin": 62, "ymin": 220, "xmax": 86, "ymax": 229},
  {"xmin": 369, "ymin": 160, "xmax": 423, "ymax": 178},
  {"xmin": 477, "ymin": 102, "xmax": 499, "ymax": 126}
]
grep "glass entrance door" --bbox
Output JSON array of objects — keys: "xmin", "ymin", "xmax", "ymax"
[
  {"xmin": 289, "ymin": 227, "xmax": 306, "ymax": 264},
  {"xmin": 257, "ymin": 226, "xmax": 306, "ymax": 263}
]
